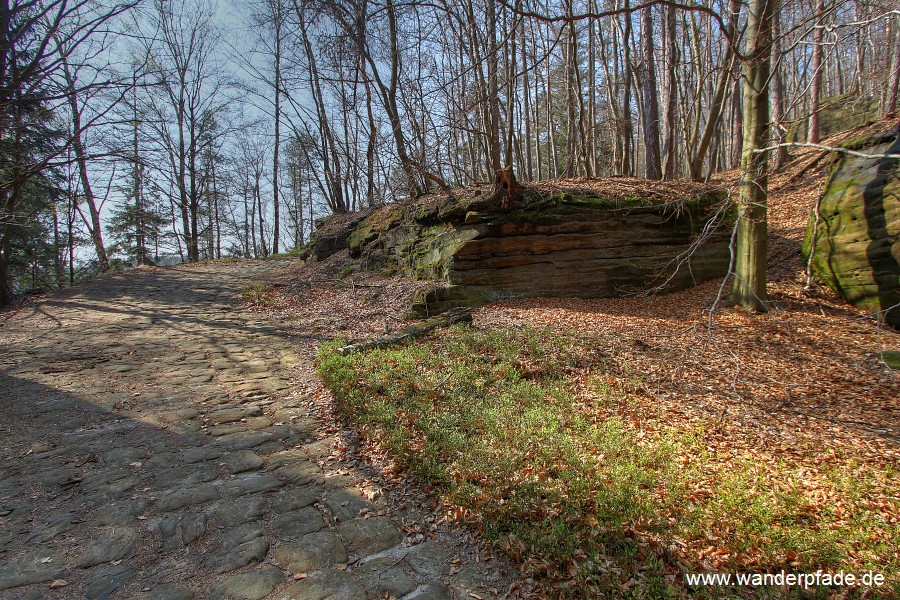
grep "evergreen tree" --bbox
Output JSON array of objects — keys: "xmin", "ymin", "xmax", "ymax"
[
  {"xmin": 108, "ymin": 179, "xmax": 167, "ymax": 266},
  {"xmin": 0, "ymin": 94, "xmax": 65, "ymax": 303}
]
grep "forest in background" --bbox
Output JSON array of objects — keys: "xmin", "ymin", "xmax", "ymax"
[{"xmin": 1, "ymin": 0, "xmax": 898, "ymax": 306}]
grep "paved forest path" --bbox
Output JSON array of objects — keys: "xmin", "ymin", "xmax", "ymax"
[{"xmin": 0, "ymin": 260, "xmax": 512, "ymax": 600}]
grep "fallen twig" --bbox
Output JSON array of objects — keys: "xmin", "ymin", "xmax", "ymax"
[{"xmin": 337, "ymin": 307, "xmax": 472, "ymax": 355}]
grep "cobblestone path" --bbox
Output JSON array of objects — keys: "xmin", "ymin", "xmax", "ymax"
[{"xmin": 0, "ymin": 260, "xmax": 511, "ymax": 600}]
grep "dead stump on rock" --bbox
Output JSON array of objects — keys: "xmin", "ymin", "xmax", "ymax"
[{"xmin": 493, "ymin": 167, "xmax": 523, "ymax": 210}]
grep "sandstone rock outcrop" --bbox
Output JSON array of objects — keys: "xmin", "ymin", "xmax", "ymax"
[
  {"xmin": 803, "ymin": 128, "xmax": 900, "ymax": 328},
  {"xmin": 312, "ymin": 181, "xmax": 733, "ymax": 314}
]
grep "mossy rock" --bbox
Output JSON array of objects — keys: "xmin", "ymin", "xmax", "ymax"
[
  {"xmin": 347, "ymin": 205, "xmax": 405, "ymax": 257},
  {"xmin": 878, "ymin": 351, "xmax": 900, "ymax": 370},
  {"xmin": 411, "ymin": 286, "xmax": 487, "ymax": 318},
  {"xmin": 789, "ymin": 94, "xmax": 879, "ymax": 143},
  {"xmin": 307, "ymin": 182, "xmax": 732, "ymax": 315},
  {"xmin": 803, "ymin": 130, "xmax": 900, "ymax": 328}
]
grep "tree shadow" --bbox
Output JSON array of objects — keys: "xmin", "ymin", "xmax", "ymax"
[
  {"xmin": 862, "ymin": 133, "xmax": 900, "ymax": 328},
  {"xmin": 8, "ymin": 263, "xmax": 297, "ymax": 342}
]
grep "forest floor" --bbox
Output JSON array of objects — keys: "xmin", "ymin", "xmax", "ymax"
[{"xmin": 261, "ymin": 122, "xmax": 900, "ymax": 598}]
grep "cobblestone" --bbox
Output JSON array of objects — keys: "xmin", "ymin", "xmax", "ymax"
[{"xmin": 0, "ymin": 259, "xmax": 514, "ymax": 598}]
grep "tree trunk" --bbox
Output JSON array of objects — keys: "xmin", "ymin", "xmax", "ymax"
[
  {"xmin": 730, "ymin": 72, "xmax": 743, "ymax": 168},
  {"xmin": 564, "ymin": 0, "xmax": 578, "ymax": 178},
  {"xmin": 808, "ymin": 0, "xmax": 825, "ymax": 143},
  {"xmin": 689, "ymin": 0, "xmax": 739, "ymax": 180},
  {"xmin": 619, "ymin": 4, "xmax": 634, "ymax": 176},
  {"xmin": 641, "ymin": 6, "xmax": 662, "ymax": 180},
  {"xmin": 486, "ymin": 0, "xmax": 502, "ymax": 172},
  {"xmin": 298, "ymin": 9, "xmax": 347, "ymax": 212},
  {"xmin": 0, "ymin": 190, "xmax": 13, "ymax": 306},
  {"xmin": 359, "ymin": 0, "xmax": 377, "ymax": 206},
  {"xmin": 521, "ymin": 15, "xmax": 533, "ymax": 180},
  {"xmin": 61, "ymin": 54, "xmax": 110, "ymax": 272},
  {"xmin": 770, "ymin": 6, "xmax": 789, "ymax": 168},
  {"xmin": 732, "ymin": 0, "xmax": 776, "ymax": 312},
  {"xmin": 661, "ymin": 5, "xmax": 678, "ymax": 179},
  {"xmin": 255, "ymin": 172, "xmax": 268, "ymax": 258},
  {"xmin": 505, "ymin": 1, "xmax": 518, "ymax": 169},
  {"xmin": 272, "ymin": 4, "xmax": 282, "ymax": 254},
  {"xmin": 211, "ymin": 152, "xmax": 221, "ymax": 259},
  {"xmin": 493, "ymin": 167, "xmax": 523, "ymax": 209},
  {"xmin": 132, "ymin": 72, "xmax": 148, "ymax": 265},
  {"xmin": 67, "ymin": 193, "xmax": 75, "ymax": 285},
  {"xmin": 188, "ymin": 117, "xmax": 200, "ymax": 262},
  {"xmin": 886, "ymin": 15, "xmax": 900, "ymax": 116}
]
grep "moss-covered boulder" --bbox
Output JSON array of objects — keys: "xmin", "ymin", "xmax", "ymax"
[
  {"xmin": 803, "ymin": 128, "xmax": 900, "ymax": 328},
  {"xmin": 789, "ymin": 94, "xmax": 880, "ymax": 143},
  {"xmin": 312, "ymin": 180, "xmax": 732, "ymax": 314}
]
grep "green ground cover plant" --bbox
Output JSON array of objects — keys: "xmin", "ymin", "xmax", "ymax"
[
  {"xmin": 240, "ymin": 283, "xmax": 278, "ymax": 307},
  {"xmin": 318, "ymin": 325, "xmax": 899, "ymax": 598}
]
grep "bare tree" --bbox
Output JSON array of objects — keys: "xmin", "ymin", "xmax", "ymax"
[
  {"xmin": 142, "ymin": 0, "xmax": 229, "ymax": 262},
  {"xmin": 808, "ymin": 0, "xmax": 826, "ymax": 143},
  {"xmin": 641, "ymin": 5, "xmax": 662, "ymax": 180},
  {"xmin": 733, "ymin": 0, "xmax": 776, "ymax": 311}
]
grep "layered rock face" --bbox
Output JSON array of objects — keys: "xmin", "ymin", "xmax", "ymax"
[
  {"xmin": 803, "ymin": 129, "xmax": 900, "ymax": 328},
  {"xmin": 314, "ymin": 182, "xmax": 732, "ymax": 313},
  {"xmin": 449, "ymin": 201, "xmax": 730, "ymax": 298}
]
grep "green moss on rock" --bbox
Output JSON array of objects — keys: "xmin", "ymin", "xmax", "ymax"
[
  {"xmin": 804, "ymin": 130, "xmax": 900, "ymax": 328},
  {"xmin": 347, "ymin": 205, "xmax": 405, "ymax": 257},
  {"xmin": 879, "ymin": 351, "xmax": 900, "ymax": 370},
  {"xmin": 310, "ymin": 183, "xmax": 732, "ymax": 315}
]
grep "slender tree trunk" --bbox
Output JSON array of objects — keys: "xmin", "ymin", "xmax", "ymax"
[
  {"xmin": 641, "ymin": 6, "xmax": 662, "ymax": 180},
  {"xmin": 587, "ymin": 2, "xmax": 598, "ymax": 176},
  {"xmin": 546, "ymin": 25, "xmax": 557, "ymax": 178},
  {"xmin": 243, "ymin": 187, "xmax": 252, "ymax": 258},
  {"xmin": 60, "ymin": 54, "xmax": 110, "ymax": 272},
  {"xmin": 886, "ymin": 15, "xmax": 900, "ymax": 115},
  {"xmin": 68, "ymin": 195, "xmax": 75, "ymax": 285},
  {"xmin": 619, "ymin": 4, "xmax": 634, "ymax": 176},
  {"xmin": 661, "ymin": 5, "xmax": 678, "ymax": 179},
  {"xmin": 808, "ymin": 0, "xmax": 825, "ymax": 143},
  {"xmin": 564, "ymin": 0, "xmax": 578, "ymax": 178},
  {"xmin": 505, "ymin": 1, "xmax": 518, "ymax": 168},
  {"xmin": 373, "ymin": 0, "xmax": 421, "ymax": 197},
  {"xmin": 255, "ymin": 172, "xmax": 267, "ymax": 257},
  {"xmin": 132, "ymin": 77, "xmax": 147, "ymax": 265},
  {"xmin": 854, "ymin": 7, "xmax": 865, "ymax": 95},
  {"xmin": 272, "ymin": 4, "xmax": 282, "ymax": 254},
  {"xmin": 175, "ymin": 77, "xmax": 192, "ymax": 261},
  {"xmin": 770, "ymin": 6, "xmax": 789, "ymax": 168},
  {"xmin": 358, "ymin": 0, "xmax": 376, "ymax": 206},
  {"xmin": 53, "ymin": 203, "xmax": 63, "ymax": 287},
  {"xmin": 188, "ymin": 115, "xmax": 200, "ymax": 261},
  {"xmin": 730, "ymin": 72, "xmax": 743, "ymax": 168},
  {"xmin": 575, "ymin": 44, "xmax": 590, "ymax": 177},
  {"xmin": 211, "ymin": 153, "xmax": 221, "ymax": 259},
  {"xmin": 0, "ymin": 213, "xmax": 11, "ymax": 305},
  {"xmin": 598, "ymin": 20, "xmax": 623, "ymax": 175},
  {"xmin": 733, "ymin": 0, "xmax": 776, "ymax": 312},
  {"xmin": 532, "ymin": 23, "xmax": 543, "ymax": 180},
  {"xmin": 485, "ymin": 0, "xmax": 502, "ymax": 171},
  {"xmin": 298, "ymin": 10, "xmax": 347, "ymax": 211},
  {"xmin": 689, "ymin": 0, "xmax": 739, "ymax": 180},
  {"xmin": 521, "ymin": 16, "xmax": 533, "ymax": 180},
  {"xmin": 70, "ymin": 116, "xmax": 110, "ymax": 272}
]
